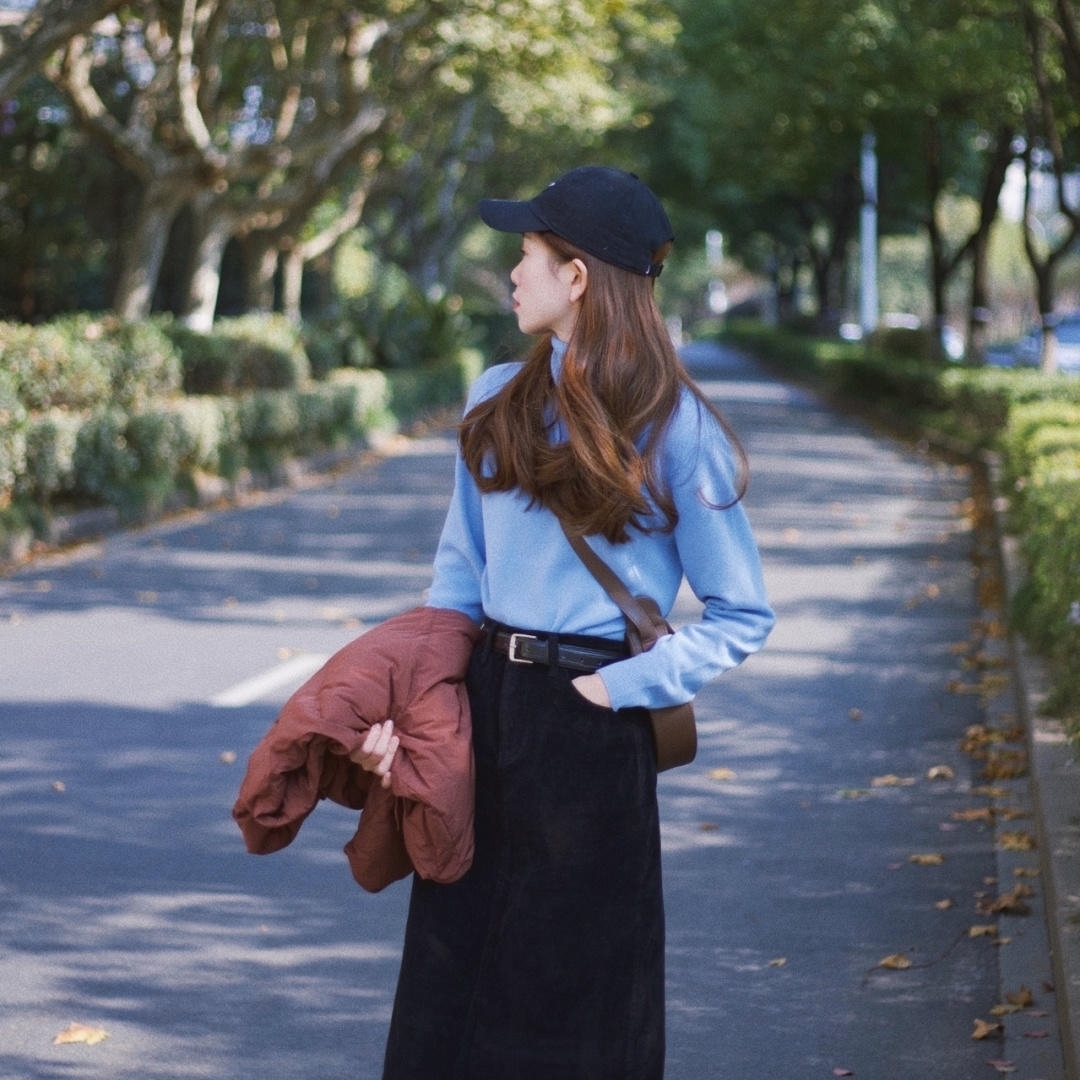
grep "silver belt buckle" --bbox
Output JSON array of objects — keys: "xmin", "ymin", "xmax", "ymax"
[{"xmin": 507, "ymin": 632, "xmax": 537, "ymax": 664}]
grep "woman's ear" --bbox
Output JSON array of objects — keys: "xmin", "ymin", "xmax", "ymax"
[{"xmin": 567, "ymin": 258, "xmax": 589, "ymax": 303}]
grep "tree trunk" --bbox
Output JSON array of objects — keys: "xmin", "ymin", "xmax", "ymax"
[
  {"xmin": 966, "ymin": 127, "xmax": 1014, "ymax": 365},
  {"xmin": 281, "ymin": 247, "xmax": 305, "ymax": 323},
  {"xmin": 243, "ymin": 238, "xmax": 280, "ymax": 314},
  {"xmin": 181, "ymin": 198, "xmax": 235, "ymax": 331},
  {"xmin": 113, "ymin": 178, "xmax": 190, "ymax": 322}
]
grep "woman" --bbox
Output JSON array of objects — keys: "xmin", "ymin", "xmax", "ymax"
[{"xmin": 359, "ymin": 165, "xmax": 774, "ymax": 1079}]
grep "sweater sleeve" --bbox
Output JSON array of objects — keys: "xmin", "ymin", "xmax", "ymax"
[{"xmin": 596, "ymin": 394, "xmax": 774, "ymax": 710}]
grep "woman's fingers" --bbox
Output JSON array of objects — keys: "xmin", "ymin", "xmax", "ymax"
[
  {"xmin": 363, "ymin": 719, "xmax": 394, "ymax": 757},
  {"xmin": 376, "ymin": 733, "xmax": 400, "ymax": 788},
  {"xmin": 354, "ymin": 720, "xmax": 400, "ymax": 787}
]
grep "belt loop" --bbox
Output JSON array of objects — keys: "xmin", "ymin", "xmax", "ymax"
[
  {"xmin": 482, "ymin": 620, "xmax": 498, "ymax": 654},
  {"xmin": 547, "ymin": 634, "xmax": 560, "ymax": 679}
]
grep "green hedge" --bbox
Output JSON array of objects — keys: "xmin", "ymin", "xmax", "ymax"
[
  {"xmin": 1, "ymin": 311, "xmax": 480, "ymax": 553},
  {"xmin": 168, "ymin": 314, "xmax": 311, "ymax": 394},
  {"xmin": 722, "ymin": 318, "xmax": 1080, "ymax": 739},
  {"xmin": 0, "ymin": 315, "xmax": 183, "ymax": 411},
  {"xmin": 3, "ymin": 370, "xmax": 395, "ymax": 522}
]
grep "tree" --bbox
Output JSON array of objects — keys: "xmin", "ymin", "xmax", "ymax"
[
  {"xmin": 43, "ymin": 0, "xmax": 677, "ymax": 329},
  {"xmin": 1017, "ymin": 0, "xmax": 1080, "ymax": 372},
  {"xmin": 0, "ymin": 0, "xmax": 124, "ymax": 101},
  {"xmin": 645, "ymin": 0, "xmax": 1033, "ymax": 356}
]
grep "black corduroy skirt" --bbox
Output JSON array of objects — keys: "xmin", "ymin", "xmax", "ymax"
[{"xmin": 381, "ymin": 631, "xmax": 665, "ymax": 1080}]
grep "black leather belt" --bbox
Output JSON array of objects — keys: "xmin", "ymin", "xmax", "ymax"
[{"xmin": 489, "ymin": 628, "xmax": 628, "ymax": 674}]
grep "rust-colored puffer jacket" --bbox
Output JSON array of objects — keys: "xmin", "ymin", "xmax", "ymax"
[{"xmin": 232, "ymin": 606, "xmax": 482, "ymax": 892}]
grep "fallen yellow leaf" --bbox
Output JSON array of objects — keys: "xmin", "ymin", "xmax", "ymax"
[
  {"xmin": 998, "ymin": 831, "xmax": 1037, "ymax": 851},
  {"xmin": 969, "ymin": 924, "xmax": 999, "ymax": 938},
  {"xmin": 981, "ymin": 752, "xmax": 1028, "ymax": 781},
  {"xmin": 709, "ymin": 767, "xmax": 737, "ymax": 782},
  {"xmin": 982, "ymin": 884, "xmax": 1034, "ymax": 916},
  {"xmin": 878, "ymin": 953, "xmax": 912, "ymax": 970},
  {"xmin": 53, "ymin": 1023, "xmax": 109, "ymax": 1046},
  {"xmin": 871, "ymin": 774, "xmax": 916, "ymax": 788},
  {"xmin": 926, "ymin": 765, "xmax": 955, "ymax": 781},
  {"xmin": 909, "ymin": 853, "xmax": 945, "ymax": 866},
  {"xmin": 971, "ymin": 1017, "xmax": 1004, "ymax": 1040}
]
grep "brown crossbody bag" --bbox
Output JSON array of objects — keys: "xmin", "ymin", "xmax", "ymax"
[{"xmin": 561, "ymin": 524, "xmax": 698, "ymax": 772}]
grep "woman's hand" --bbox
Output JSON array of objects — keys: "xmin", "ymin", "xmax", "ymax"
[
  {"xmin": 350, "ymin": 720, "xmax": 400, "ymax": 789},
  {"xmin": 571, "ymin": 673, "xmax": 612, "ymax": 708}
]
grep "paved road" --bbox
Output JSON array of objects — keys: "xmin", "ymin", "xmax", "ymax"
[{"xmin": 0, "ymin": 342, "xmax": 1065, "ymax": 1079}]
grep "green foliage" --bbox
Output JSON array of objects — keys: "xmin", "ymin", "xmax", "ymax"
[
  {"xmin": 70, "ymin": 409, "xmax": 139, "ymax": 513},
  {"xmin": 0, "ymin": 367, "xmax": 28, "ymax": 496},
  {"xmin": 302, "ymin": 320, "xmax": 362, "ymax": 380},
  {"xmin": 2, "ymin": 319, "xmax": 112, "ymax": 410},
  {"xmin": 342, "ymin": 268, "xmax": 471, "ymax": 371},
  {"xmin": 0, "ymin": 75, "xmax": 136, "ymax": 321},
  {"xmin": 106, "ymin": 319, "xmax": 185, "ymax": 409},
  {"xmin": 0, "ymin": 315, "xmax": 182, "ymax": 412},
  {"xmin": 18, "ymin": 409, "xmax": 83, "ymax": 502},
  {"xmin": 168, "ymin": 395, "xmax": 243, "ymax": 478},
  {"xmin": 387, "ymin": 348, "xmax": 484, "ymax": 420},
  {"xmin": 170, "ymin": 314, "xmax": 311, "ymax": 394},
  {"xmin": 68, "ymin": 403, "xmax": 205, "ymax": 520},
  {"xmin": 867, "ymin": 326, "xmax": 940, "ymax": 364}
]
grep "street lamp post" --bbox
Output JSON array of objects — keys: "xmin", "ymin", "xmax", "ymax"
[{"xmin": 860, "ymin": 131, "xmax": 879, "ymax": 336}]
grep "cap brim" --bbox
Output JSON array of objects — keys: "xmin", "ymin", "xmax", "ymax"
[{"xmin": 478, "ymin": 198, "xmax": 547, "ymax": 234}]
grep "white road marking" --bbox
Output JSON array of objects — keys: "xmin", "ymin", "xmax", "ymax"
[{"xmin": 210, "ymin": 653, "xmax": 329, "ymax": 707}]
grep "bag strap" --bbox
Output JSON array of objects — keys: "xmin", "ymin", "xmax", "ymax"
[{"xmin": 559, "ymin": 522, "xmax": 667, "ymax": 652}]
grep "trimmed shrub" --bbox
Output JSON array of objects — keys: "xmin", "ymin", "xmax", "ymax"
[
  {"xmin": 328, "ymin": 368, "xmax": 394, "ymax": 436},
  {"xmin": 19, "ymin": 408, "xmax": 83, "ymax": 502},
  {"xmin": 1010, "ymin": 467, "xmax": 1080, "ymax": 722},
  {"xmin": 171, "ymin": 314, "xmax": 311, "ymax": 394},
  {"xmin": 387, "ymin": 348, "xmax": 483, "ymax": 420},
  {"xmin": 106, "ymin": 318, "xmax": 184, "ymax": 409},
  {"xmin": 342, "ymin": 278, "xmax": 471, "ymax": 371},
  {"xmin": 236, "ymin": 391, "xmax": 303, "ymax": 475},
  {"xmin": 1, "ymin": 315, "xmax": 183, "ymax": 414},
  {"xmin": 302, "ymin": 320, "xmax": 355, "ymax": 380},
  {"xmin": 0, "ymin": 368, "xmax": 28, "ymax": 499},
  {"xmin": 3, "ymin": 319, "xmax": 112, "ymax": 411},
  {"xmin": 169, "ymin": 395, "xmax": 243, "ymax": 479},
  {"xmin": 71, "ymin": 409, "xmax": 137, "ymax": 509}
]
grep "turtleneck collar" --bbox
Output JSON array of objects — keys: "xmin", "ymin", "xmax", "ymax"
[{"xmin": 550, "ymin": 336, "xmax": 569, "ymax": 380}]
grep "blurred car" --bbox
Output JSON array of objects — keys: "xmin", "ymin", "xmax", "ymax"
[{"xmin": 1013, "ymin": 312, "xmax": 1080, "ymax": 372}]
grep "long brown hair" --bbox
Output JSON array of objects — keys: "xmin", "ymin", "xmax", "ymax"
[{"xmin": 459, "ymin": 232, "xmax": 748, "ymax": 543}]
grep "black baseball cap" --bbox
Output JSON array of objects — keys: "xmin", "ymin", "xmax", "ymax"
[{"xmin": 478, "ymin": 166, "xmax": 674, "ymax": 277}]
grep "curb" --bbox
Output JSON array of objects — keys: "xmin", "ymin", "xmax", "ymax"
[
  {"xmin": 0, "ymin": 434, "xmax": 399, "ymax": 573},
  {"xmin": 986, "ymin": 455, "xmax": 1080, "ymax": 1080}
]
